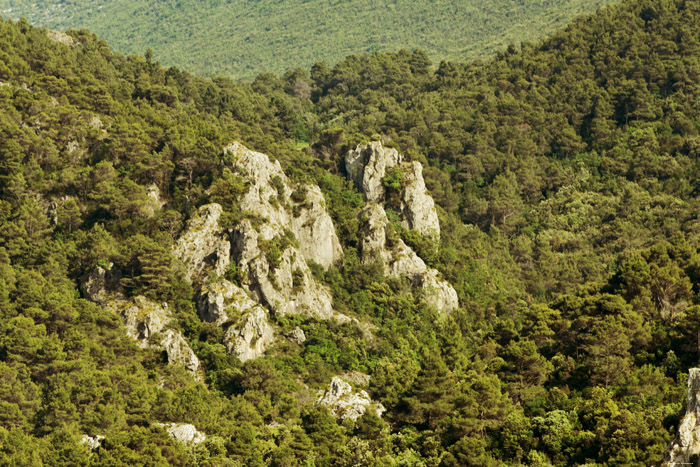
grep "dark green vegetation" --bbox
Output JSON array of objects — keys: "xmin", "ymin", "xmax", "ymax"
[
  {"xmin": 5, "ymin": 0, "xmax": 619, "ymax": 80},
  {"xmin": 2, "ymin": 0, "xmax": 700, "ymax": 464}
]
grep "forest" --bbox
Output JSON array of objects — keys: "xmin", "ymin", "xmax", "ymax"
[
  {"xmin": 5, "ymin": 0, "xmax": 618, "ymax": 80},
  {"xmin": 2, "ymin": 0, "xmax": 700, "ymax": 465}
]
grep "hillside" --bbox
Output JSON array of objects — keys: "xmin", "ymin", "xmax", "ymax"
[
  {"xmin": 4, "ymin": 0, "xmax": 619, "ymax": 80},
  {"xmin": 2, "ymin": 0, "xmax": 700, "ymax": 465}
]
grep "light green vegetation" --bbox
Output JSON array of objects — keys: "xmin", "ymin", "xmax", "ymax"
[
  {"xmin": 5, "ymin": 0, "xmax": 618, "ymax": 80},
  {"xmin": 1, "ymin": 0, "xmax": 700, "ymax": 464}
]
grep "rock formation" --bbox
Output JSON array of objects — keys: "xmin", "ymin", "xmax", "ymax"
[
  {"xmin": 358, "ymin": 203, "xmax": 458, "ymax": 313},
  {"xmin": 80, "ymin": 435, "xmax": 104, "ymax": 450},
  {"xmin": 286, "ymin": 327, "xmax": 306, "ymax": 345},
  {"xmin": 225, "ymin": 141, "xmax": 342, "ymax": 269},
  {"xmin": 345, "ymin": 141, "xmax": 440, "ymax": 239},
  {"xmin": 172, "ymin": 203, "xmax": 230, "ymax": 283},
  {"xmin": 316, "ymin": 376, "xmax": 386, "ymax": 421},
  {"xmin": 159, "ymin": 423, "xmax": 206, "ymax": 445},
  {"xmin": 169, "ymin": 142, "xmax": 348, "ymax": 362},
  {"xmin": 231, "ymin": 219, "xmax": 335, "ymax": 320},
  {"xmin": 223, "ymin": 305, "xmax": 275, "ymax": 362},
  {"xmin": 344, "ymin": 142, "xmax": 457, "ymax": 313},
  {"xmin": 79, "ymin": 263, "xmax": 201, "ymax": 378},
  {"xmin": 663, "ymin": 368, "xmax": 700, "ymax": 465}
]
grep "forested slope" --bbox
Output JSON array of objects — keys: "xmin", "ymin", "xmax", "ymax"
[
  {"xmin": 4, "ymin": 0, "xmax": 618, "ymax": 80},
  {"xmin": 2, "ymin": 0, "xmax": 700, "ymax": 465}
]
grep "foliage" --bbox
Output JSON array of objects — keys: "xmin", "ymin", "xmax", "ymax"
[
  {"xmin": 5, "ymin": 0, "xmax": 618, "ymax": 80},
  {"xmin": 2, "ymin": 0, "xmax": 700, "ymax": 464}
]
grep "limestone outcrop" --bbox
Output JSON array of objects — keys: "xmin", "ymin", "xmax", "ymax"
[
  {"xmin": 169, "ymin": 142, "xmax": 348, "ymax": 362},
  {"xmin": 197, "ymin": 279, "xmax": 274, "ymax": 361},
  {"xmin": 663, "ymin": 368, "xmax": 700, "ymax": 465},
  {"xmin": 345, "ymin": 142, "xmax": 440, "ymax": 239},
  {"xmin": 345, "ymin": 142, "xmax": 456, "ymax": 313},
  {"xmin": 159, "ymin": 423, "xmax": 206, "ymax": 445},
  {"xmin": 316, "ymin": 376, "xmax": 386, "ymax": 421},
  {"xmin": 286, "ymin": 327, "xmax": 306, "ymax": 345},
  {"xmin": 345, "ymin": 141, "xmax": 403, "ymax": 204},
  {"xmin": 224, "ymin": 305, "xmax": 275, "ymax": 362},
  {"xmin": 172, "ymin": 203, "xmax": 230, "ymax": 283},
  {"xmin": 231, "ymin": 219, "xmax": 335, "ymax": 320},
  {"xmin": 80, "ymin": 435, "xmax": 104, "ymax": 450},
  {"xmin": 79, "ymin": 263, "xmax": 201, "ymax": 378},
  {"xmin": 225, "ymin": 141, "xmax": 342, "ymax": 269},
  {"xmin": 359, "ymin": 204, "xmax": 458, "ymax": 313}
]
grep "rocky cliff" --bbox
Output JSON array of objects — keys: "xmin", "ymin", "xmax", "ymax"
[
  {"xmin": 170, "ymin": 142, "xmax": 349, "ymax": 362},
  {"xmin": 346, "ymin": 142, "xmax": 458, "ymax": 313},
  {"xmin": 79, "ymin": 263, "xmax": 201, "ymax": 377},
  {"xmin": 345, "ymin": 141, "xmax": 440, "ymax": 239},
  {"xmin": 663, "ymin": 368, "xmax": 700, "ymax": 466}
]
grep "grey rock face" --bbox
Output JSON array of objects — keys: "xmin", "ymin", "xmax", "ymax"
[
  {"xmin": 223, "ymin": 306, "xmax": 275, "ymax": 362},
  {"xmin": 345, "ymin": 142, "xmax": 440, "ymax": 239},
  {"xmin": 160, "ymin": 423, "xmax": 206, "ymax": 445},
  {"xmin": 358, "ymin": 203, "xmax": 458, "ymax": 313},
  {"xmin": 316, "ymin": 377, "xmax": 386, "ymax": 421},
  {"xmin": 400, "ymin": 161, "xmax": 440, "ymax": 239},
  {"xmin": 197, "ymin": 279, "xmax": 274, "ymax": 362},
  {"xmin": 232, "ymin": 219, "xmax": 335, "ymax": 320},
  {"xmin": 79, "ymin": 264, "xmax": 201, "ymax": 379},
  {"xmin": 198, "ymin": 279, "xmax": 259, "ymax": 326},
  {"xmin": 664, "ymin": 368, "xmax": 700, "ymax": 465},
  {"xmin": 345, "ymin": 141, "xmax": 402, "ymax": 203},
  {"xmin": 286, "ymin": 327, "xmax": 306, "ymax": 345},
  {"xmin": 225, "ymin": 141, "xmax": 342, "ymax": 269},
  {"xmin": 172, "ymin": 142, "xmax": 347, "ymax": 362},
  {"xmin": 80, "ymin": 435, "xmax": 104, "ymax": 450},
  {"xmin": 172, "ymin": 203, "xmax": 230, "ymax": 283}
]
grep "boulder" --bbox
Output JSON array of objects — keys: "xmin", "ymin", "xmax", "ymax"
[
  {"xmin": 663, "ymin": 368, "xmax": 700, "ymax": 465},
  {"xmin": 316, "ymin": 377, "xmax": 385, "ymax": 421},
  {"xmin": 80, "ymin": 435, "xmax": 104, "ymax": 450},
  {"xmin": 223, "ymin": 306, "xmax": 275, "ymax": 362},
  {"xmin": 172, "ymin": 203, "xmax": 230, "ymax": 283},
  {"xmin": 160, "ymin": 423, "xmax": 206, "ymax": 445},
  {"xmin": 286, "ymin": 327, "xmax": 306, "ymax": 345}
]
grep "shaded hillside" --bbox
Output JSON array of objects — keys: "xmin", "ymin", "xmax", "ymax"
[
  {"xmin": 1, "ymin": 0, "xmax": 700, "ymax": 465},
  {"xmin": 5, "ymin": 0, "xmax": 618, "ymax": 79}
]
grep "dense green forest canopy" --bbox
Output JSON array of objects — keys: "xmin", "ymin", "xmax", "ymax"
[
  {"xmin": 4, "ymin": 0, "xmax": 619, "ymax": 80},
  {"xmin": 2, "ymin": 0, "xmax": 700, "ymax": 464}
]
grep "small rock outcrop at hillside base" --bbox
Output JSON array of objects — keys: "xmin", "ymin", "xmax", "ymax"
[
  {"xmin": 663, "ymin": 368, "xmax": 700, "ymax": 465},
  {"xmin": 79, "ymin": 263, "xmax": 201, "ymax": 378},
  {"xmin": 80, "ymin": 435, "xmax": 104, "ymax": 450},
  {"xmin": 158, "ymin": 423, "xmax": 206, "ymax": 445},
  {"xmin": 316, "ymin": 376, "xmax": 386, "ymax": 421},
  {"xmin": 345, "ymin": 141, "xmax": 440, "ymax": 239}
]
